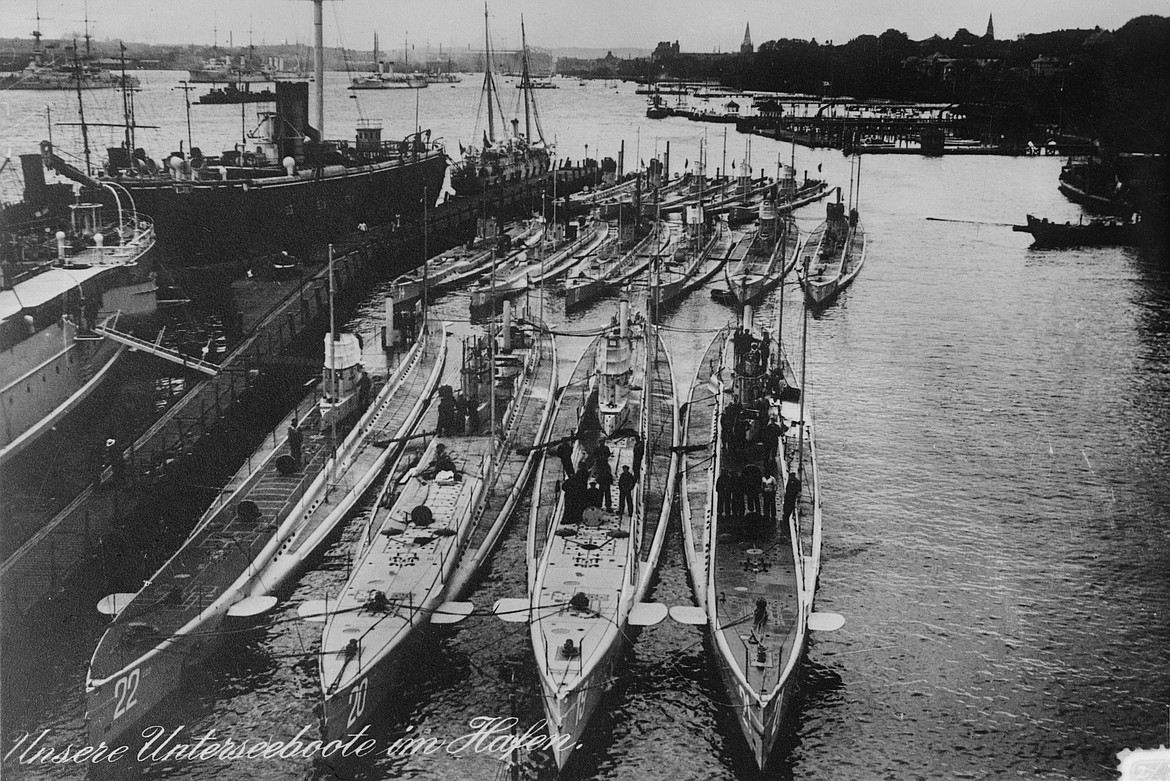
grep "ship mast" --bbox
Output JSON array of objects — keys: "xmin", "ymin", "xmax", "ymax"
[
  {"xmin": 32, "ymin": 3, "xmax": 43, "ymax": 66},
  {"xmin": 119, "ymin": 43, "xmax": 133, "ymax": 154},
  {"xmin": 488, "ymin": 244, "xmax": 497, "ymax": 456},
  {"xmin": 520, "ymin": 16, "xmax": 532, "ymax": 143},
  {"xmin": 83, "ymin": 3, "xmax": 92, "ymax": 60},
  {"xmin": 328, "ymin": 243, "xmax": 338, "ymax": 453},
  {"xmin": 483, "ymin": 3, "xmax": 496, "ymax": 143},
  {"xmin": 72, "ymin": 41, "xmax": 92, "ymax": 176},
  {"xmin": 517, "ymin": 18, "xmax": 546, "ymax": 147}
]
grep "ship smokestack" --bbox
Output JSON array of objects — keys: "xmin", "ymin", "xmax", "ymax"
[
  {"xmin": 744, "ymin": 304, "xmax": 753, "ymax": 330},
  {"xmin": 56, "ymin": 230, "xmax": 66, "ymax": 260},
  {"xmin": 619, "ymin": 299, "xmax": 629, "ymax": 338}
]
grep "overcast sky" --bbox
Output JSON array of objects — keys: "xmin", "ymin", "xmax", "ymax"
[{"xmin": 3, "ymin": 1, "xmax": 1166, "ymax": 53}]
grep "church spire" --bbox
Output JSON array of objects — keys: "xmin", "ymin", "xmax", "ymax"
[
  {"xmin": 985, "ymin": 13, "xmax": 994, "ymax": 39},
  {"xmin": 740, "ymin": 22, "xmax": 754, "ymax": 54}
]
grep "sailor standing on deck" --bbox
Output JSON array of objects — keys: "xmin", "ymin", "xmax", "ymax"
[
  {"xmin": 594, "ymin": 457, "xmax": 614, "ymax": 511},
  {"xmin": 288, "ymin": 421, "xmax": 304, "ymax": 465},
  {"xmin": 752, "ymin": 597, "xmax": 769, "ymax": 639},
  {"xmin": 357, "ymin": 366, "xmax": 371, "ymax": 409},
  {"xmin": 716, "ymin": 471, "xmax": 735, "ymax": 519},
  {"xmin": 437, "ymin": 386, "xmax": 457, "ymax": 436},
  {"xmin": 762, "ymin": 470, "xmax": 778, "ymax": 522},
  {"xmin": 742, "ymin": 464, "xmax": 762, "ymax": 515},
  {"xmin": 584, "ymin": 481, "xmax": 603, "ymax": 510},
  {"xmin": 557, "ymin": 440, "xmax": 575, "ymax": 476},
  {"xmin": 617, "ymin": 465, "xmax": 636, "ymax": 517},
  {"xmin": 563, "ymin": 470, "xmax": 587, "ymax": 525},
  {"xmin": 761, "ymin": 417, "xmax": 783, "ymax": 461}
]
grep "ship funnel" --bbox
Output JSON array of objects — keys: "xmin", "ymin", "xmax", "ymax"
[
  {"xmin": 744, "ymin": 304, "xmax": 754, "ymax": 330},
  {"xmin": 502, "ymin": 299, "xmax": 512, "ymax": 352},
  {"xmin": 619, "ymin": 299, "xmax": 629, "ymax": 338},
  {"xmin": 56, "ymin": 230, "xmax": 66, "ymax": 260}
]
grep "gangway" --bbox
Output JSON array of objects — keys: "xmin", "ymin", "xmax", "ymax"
[{"xmin": 94, "ymin": 324, "xmax": 221, "ymax": 376}]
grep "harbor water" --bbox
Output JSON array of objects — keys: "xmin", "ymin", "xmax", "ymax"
[{"xmin": 2, "ymin": 72, "xmax": 1168, "ymax": 780}]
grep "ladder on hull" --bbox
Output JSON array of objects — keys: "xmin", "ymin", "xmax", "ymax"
[{"xmin": 94, "ymin": 324, "xmax": 221, "ymax": 376}]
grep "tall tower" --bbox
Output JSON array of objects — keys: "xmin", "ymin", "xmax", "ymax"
[
  {"xmin": 985, "ymin": 13, "xmax": 995, "ymax": 39},
  {"xmin": 741, "ymin": 22, "xmax": 754, "ymax": 54}
]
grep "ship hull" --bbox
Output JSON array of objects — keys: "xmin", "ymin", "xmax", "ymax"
[
  {"xmin": 710, "ymin": 640, "xmax": 797, "ymax": 768},
  {"xmin": 0, "ymin": 334, "xmax": 124, "ymax": 465},
  {"xmin": 539, "ymin": 635, "xmax": 621, "ymax": 769},
  {"xmin": 320, "ymin": 617, "xmax": 428, "ymax": 743},
  {"xmin": 450, "ymin": 154, "xmax": 552, "ymax": 198},
  {"xmin": 564, "ymin": 276, "xmax": 609, "ymax": 312},
  {"xmin": 117, "ymin": 155, "xmax": 448, "ymax": 266},
  {"xmin": 0, "ymin": 71, "xmax": 136, "ymax": 90},
  {"xmin": 349, "ymin": 79, "xmax": 428, "ymax": 90},
  {"xmin": 1018, "ymin": 213, "xmax": 1138, "ymax": 247},
  {"xmin": 0, "ymin": 77, "xmax": 109, "ymax": 90},
  {"xmin": 188, "ymin": 70, "xmax": 270, "ymax": 84},
  {"xmin": 86, "ymin": 612, "xmax": 222, "ymax": 745},
  {"xmin": 800, "ymin": 218, "xmax": 865, "ymax": 309},
  {"xmin": 1, "ymin": 244, "xmax": 157, "ymax": 463}
]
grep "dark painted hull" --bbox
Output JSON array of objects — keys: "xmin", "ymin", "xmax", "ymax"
[
  {"xmin": 564, "ymin": 276, "xmax": 610, "ymax": 312},
  {"xmin": 115, "ymin": 154, "xmax": 448, "ymax": 266},
  {"xmin": 196, "ymin": 89, "xmax": 276, "ymax": 104},
  {"xmin": 711, "ymin": 633, "xmax": 800, "ymax": 768},
  {"xmin": 1015, "ymin": 214, "xmax": 1139, "ymax": 248}
]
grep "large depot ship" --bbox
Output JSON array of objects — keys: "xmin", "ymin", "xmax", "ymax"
[
  {"xmin": 1, "ymin": 162, "xmax": 157, "ymax": 466},
  {"xmin": 41, "ymin": 1, "xmax": 447, "ymax": 267}
]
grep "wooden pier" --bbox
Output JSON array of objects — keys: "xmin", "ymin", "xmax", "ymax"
[{"xmin": 0, "ymin": 165, "xmax": 599, "ymax": 627}]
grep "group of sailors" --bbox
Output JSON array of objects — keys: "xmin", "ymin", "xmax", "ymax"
[
  {"xmin": 717, "ymin": 328, "xmax": 795, "ymax": 526},
  {"xmin": 556, "ymin": 436, "xmax": 642, "ymax": 524},
  {"xmin": 435, "ymin": 385, "xmax": 482, "ymax": 436},
  {"xmin": 716, "ymin": 464, "xmax": 779, "ymax": 522},
  {"xmin": 732, "ymin": 326, "xmax": 775, "ymax": 379}
]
